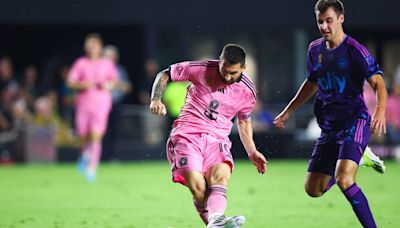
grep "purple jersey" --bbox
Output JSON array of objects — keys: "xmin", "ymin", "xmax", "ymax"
[{"xmin": 306, "ymin": 35, "xmax": 383, "ymax": 131}]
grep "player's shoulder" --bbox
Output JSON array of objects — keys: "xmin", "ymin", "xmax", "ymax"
[
  {"xmin": 187, "ymin": 60, "xmax": 219, "ymax": 68},
  {"xmin": 239, "ymin": 74, "xmax": 256, "ymax": 100},
  {"xmin": 308, "ymin": 37, "xmax": 325, "ymax": 52},
  {"xmin": 75, "ymin": 56, "xmax": 89, "ymax": 64},
  {"xmin": 345, "ymin": 35, "xmax": 371, "ymax": 58}
]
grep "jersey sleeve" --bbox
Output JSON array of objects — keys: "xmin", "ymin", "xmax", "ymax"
[
  {"xmin": 237, "ymin": 94, "xmax": 256, "ymax": 121},
  {"xmin": 68, "ymin": 58, "xmax": 83, "ymax": 83},
  {"xmin": 353, "ymin": 45, "xmax": 383, "ymax": 80},
  {"xmin": 169, "ymin": 61, "xmax": 197, "ymax": 82},
  {"xmin": 306, "ymin": 49, "xmax": 318, "ymax": 83}
]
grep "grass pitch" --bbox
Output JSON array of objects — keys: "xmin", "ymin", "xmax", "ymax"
[{"xmin": 0, "ymin": 160, "xmax": 399, "ymax": 228}]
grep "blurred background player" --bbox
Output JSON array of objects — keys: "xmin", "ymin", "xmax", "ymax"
[
  {"xmin": 150, "ymin": 44, "xmax": 267, "ymax": 228},
  {"xmin": 102, "ymin": 45, "xmax": 132, "ymax": 160},
  {"xmin": 273, "ymin": 1, "xmax": 387, "ymax": 227},
  {"xmin": 67, "ymin": 33, "xmax": 118, "ymax": 182}
]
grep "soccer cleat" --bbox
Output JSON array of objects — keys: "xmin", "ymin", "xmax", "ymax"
[
  {"xmin": 362, "ymin": 146, "xmax": 386, "ymax": 174},
  {"xmin": 207, "ymin": 215, "xmax": 246, "ymax": 228},
  {"xmin": 85, "ymin": 171, "xmax": 96, "ymax": 183},
  {"xmin": 77, "ymin": 156, "xmax": 88, "ymax": 173}
]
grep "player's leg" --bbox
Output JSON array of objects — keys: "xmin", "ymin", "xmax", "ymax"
[
  {"xmin": 85, "ymin": 110, "xmax": 109, "ymax": 182},
  {"xmin": 166, "ymin": 135, "xmax": 209, "ymax": 224},
  {"xmin": 75, "ymin": 108, "xmax": 91, "ymax": 172},
  {"xmin": 304, "ymin": 172, "xmax": 334, "ymax": 197},
  {"xmin": 336, "ymin": 117, "xmax": 377, "ymax": 228},
  {"xmin": 305, "ymin": 140, "xmax": 338, "ymax": 197},
  {"xmin": 203, "ymin": 138, "xmax": 244, "ymax": 227},
  {"xmin": 205, "ymin": 162, "xmax": 231, "ymax": 219},
  {"xmin": 335, "ymin": 159, "xmax": 376, "ymax": 228},
  {"xmin": 184, "ymin": 171, "xmax": 209, "ymax": 224},
  {"xmin": 205, "ymin": 163, "xmax": 244, "ymax": 228},
  {"xmin": 85, "ymin": 132, "xmax": 105, "ymax": 182}
]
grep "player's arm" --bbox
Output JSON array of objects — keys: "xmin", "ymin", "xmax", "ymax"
[
  {"xmin": 237, "ymin": 118, "xmax": 267, "ymax": 174},
  {"xmin": 273, "ymin": 80, "xmax": 318, "ymax": 129},
  {"xmin": 367, "ymin": 74, "xmax": 387, "ymax": 135},
  {"xmin": 149, "ymin": 69, "xmax": 170, "ymax": 116},
  {"xmin": 67, "ymin": 81, "xmax": 93, "ymax": 91}
]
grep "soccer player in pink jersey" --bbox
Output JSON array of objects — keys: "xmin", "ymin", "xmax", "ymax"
[
  {"xmin": 150, "ymin": 44, "xmax": 267, "ymax": 228},
  {"xmin": 68, "ymin": 33, "xmax": 118, "ymax": 182}
]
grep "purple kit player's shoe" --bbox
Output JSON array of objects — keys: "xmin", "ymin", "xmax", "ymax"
[
  {"xmin": 207, "ymin": 215, "xmax": 246, "ymax": 228},
  {"xmin": 361, "ymin": 146, "xmax": 386, "ymax": 174}
]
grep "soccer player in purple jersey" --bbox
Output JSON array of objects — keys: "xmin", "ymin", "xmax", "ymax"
[
  {"xmin": 274, "ymin": 1, "xmax": 387, "ymax": 227},
  {"xmin": 150, "ymin": 44, "xmax": 267, "ymax": 228}
]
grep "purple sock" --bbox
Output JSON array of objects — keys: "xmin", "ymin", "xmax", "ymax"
[
  {"xmin": 343, "ymin": 183, "xmax": 377, "ymax": 228},
  {"xmin": 323, "ymin": 177, "xmax": 336, "ymax": 193}
]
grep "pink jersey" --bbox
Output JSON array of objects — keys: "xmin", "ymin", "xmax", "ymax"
[
  {"xmin": 169, "ymin": 60, "xmax": 256, "ymax": 139},
  {"xmin": 68, "ymin": 57, "xmax": 117, "ymax": 112}
]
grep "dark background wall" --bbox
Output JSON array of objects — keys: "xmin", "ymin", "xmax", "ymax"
[{"xmin": 1, "ymin": 0, "xmax": 399, "ymax": 28}]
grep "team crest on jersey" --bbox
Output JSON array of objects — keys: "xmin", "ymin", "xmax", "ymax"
[
  {"xmin": 365, "ymin": 56, "xmax": 374, "ymax": 65},
  {"xmin": 209, "ymin": 99, "xmax": 219, "ymax": 110},
  {"xmin": 179, "ymin": 157, "xmax": 188, "ymax": 167},
  {"xmin": 337, "ymin": 57, "xmax": 348, "ymax": 69}
]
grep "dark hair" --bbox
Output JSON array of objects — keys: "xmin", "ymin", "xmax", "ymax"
[
  {"xmin": 220, "ymin": 44, "xmax": 246, "ymax": 67},
  {"xmin": 85, "ymin": 33, "xmax": 103, "ymax": 43},
  {"xmin": 315, "ymin": 0, "xmax": 345, "ymax": 15}
]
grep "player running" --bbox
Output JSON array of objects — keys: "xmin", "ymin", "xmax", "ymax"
[
  {"xmin": 68, "ymin": 33, "xmax": 118, "ymax": 182},
  {"xmin": 274, "ymin": 1, "xmax": 387, "ymax": 227},
  {"xmin": 150, "ymin": 44, "xmax": 267, "ymax": 227}
]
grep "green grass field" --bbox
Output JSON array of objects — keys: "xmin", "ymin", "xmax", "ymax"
[{"xmin": 0, "ymin": 160, "xmax": 399, "ymax": 228}]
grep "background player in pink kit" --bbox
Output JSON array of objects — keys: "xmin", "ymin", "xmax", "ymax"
[
  {"xmin": 68, "ymin": 33, "xmax": 118, "ymax": 182},
  {"xmin": 150, "ymin": 44, "xmax": 267, "ymax": 228}
]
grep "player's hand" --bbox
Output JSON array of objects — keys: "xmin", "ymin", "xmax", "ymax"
[
  {"xmin": 150, "ymin": 99, "xmax": 167, "ymax": 116},
  {"xmin": 273, "ymin": 110, "xmax": 290, "ymax": 129},
  {"xmin": 248, "ymin": 150, "xmax": 267, "ymax": 174},
  {"xmin": 371, "ymin": 111, "xmax": 386, "ymax": 136}
]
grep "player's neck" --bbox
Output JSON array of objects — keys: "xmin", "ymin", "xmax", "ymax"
[
  {"xmin": 87, "ymin": 54, "xmax": 101, "ymax": 60},
  {"xmin": 326, "ymin": 31, "xmax": 346, "ymax": 50}
]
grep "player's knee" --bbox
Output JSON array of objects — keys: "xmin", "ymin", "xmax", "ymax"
[
  {"xmin": 209, "ymin": 173, "xmax": 229, "ymax": 186},
  {"xmin": 190, "ymin": 184, "xmax": 207, "ymax": 203},
  {"xmin": 305, "ymin": 184, "xmax": 323, "ymax": 197},
  {"xmin": 335, "ymin": 175, "xmax": 354, "ymax": 190}
]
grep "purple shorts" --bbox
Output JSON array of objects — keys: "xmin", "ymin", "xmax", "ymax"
[{"xmin": 308, "ymin": 116, "xmax": 371, "ymax": 176}]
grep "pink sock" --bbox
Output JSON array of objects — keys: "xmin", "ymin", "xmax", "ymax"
[
  {"xmin": 87, "ymin": 141, "xmax": 102, "ymax": 174},
  {"xmin": 207, "ymin": 185, "xmax": 227, "ymax": 219},
  {"xmin": 193, "ymin": 199, "xmax": 208, "ymax": 224}
]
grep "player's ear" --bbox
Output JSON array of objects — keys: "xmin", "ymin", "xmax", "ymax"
[
  {"xmin": 241, "ymin": 64, "xmax": 247, "ymax": 71},
  {"xmin": 339, "ymin": 14, "xmax": 344, "ymax": 23}
]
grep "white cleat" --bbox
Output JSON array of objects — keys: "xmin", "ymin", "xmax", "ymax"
[
  {"xmin": 207, "ymin": 215, "xmax": 246, "ymax": 228},
  {"xmin": 362, "ymin": 146, "xmax": 386, "ymax": 174}
]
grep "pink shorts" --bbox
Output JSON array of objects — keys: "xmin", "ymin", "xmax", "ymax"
[
  {"xmin": 166, "ymin": 133, "xmax": 234, "ymax": 186},
  {"xmin": 75, "ymin": 108, "xmax": 110, "ymax": 136}
]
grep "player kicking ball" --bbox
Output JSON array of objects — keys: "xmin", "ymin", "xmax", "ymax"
[
  {"xmin": 274, "ymin": 1, "xmax": 387, "ymax": 227},
  {"xmin": 150, "ymin": 44, "xmax": 267, "ymax": 227}
]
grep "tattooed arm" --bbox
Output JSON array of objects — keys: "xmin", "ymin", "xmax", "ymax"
[{"xmin": 149, "ymin": 69, "xmax": 170, "ymax": 116}]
